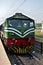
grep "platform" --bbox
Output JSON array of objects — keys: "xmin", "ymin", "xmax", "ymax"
[{"xmin": 0, "ymin": 39, "xmax": 11, "ymax": 65}]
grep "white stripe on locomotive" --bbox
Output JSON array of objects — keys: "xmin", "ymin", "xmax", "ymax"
[{"xmin": 4, "ymin": 29, "xmax": 34, "ymax": 38}]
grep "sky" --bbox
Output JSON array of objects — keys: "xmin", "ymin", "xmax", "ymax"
[{"xmin": 0, "ymin": 0, "xmax": 43, "ymax": 25}]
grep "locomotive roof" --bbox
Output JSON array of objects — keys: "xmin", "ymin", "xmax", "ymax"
[{"xmin": 7, "ymin": 13, "xmax": 34, "ymax": 21}]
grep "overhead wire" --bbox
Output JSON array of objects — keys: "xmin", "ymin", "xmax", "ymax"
[
  {"xmin": 0, "ymin": 0, "xmax": 19, "ymax": 24},
  {"xmin": 10, "ymin": 0, "xmax": 26, "ymax": 16},
  {"xmin": 1, "ymin": 0, "xmax": 26, "ymax": 23},
  {"xmin": 4, "ymin": 0, "xmax": 19, "ymax": 18}
]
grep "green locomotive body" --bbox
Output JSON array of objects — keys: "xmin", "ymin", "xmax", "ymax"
[{"xmin": 2, "ymin": 13, "xmax": 35, "ymax": 53}]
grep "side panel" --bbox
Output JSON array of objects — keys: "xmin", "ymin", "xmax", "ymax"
[{"xmin": 3, "ymin": 20, "xmax": 9, "ymax": 38}]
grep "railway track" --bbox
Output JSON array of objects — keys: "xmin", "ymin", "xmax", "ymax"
[
  {"xmin": 6, "ymin": 50, "xmax": 43, "ymax": 65},
  {"xmin": 34, "ymin": 41, "xmax": 43, "ymax": 53}
]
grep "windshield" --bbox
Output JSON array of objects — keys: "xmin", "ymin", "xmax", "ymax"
[{"xmin": 9, "ymin": 20, "xmax": 33, "ymax": 28}]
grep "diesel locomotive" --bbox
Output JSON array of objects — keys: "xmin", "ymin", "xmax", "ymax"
[{"xmin": 1, "ymin": 13, "xmax": 35, "ymax": 54}]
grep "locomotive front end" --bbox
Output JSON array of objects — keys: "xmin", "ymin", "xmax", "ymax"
[{"xmin": 4, "ymin": 13, "xmax": 35, "ymax": 54}]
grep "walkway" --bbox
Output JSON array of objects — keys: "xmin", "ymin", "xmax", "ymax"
[{"xmin": 0, "ymin": 39, "xmax": 11, "ymax": 65}]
